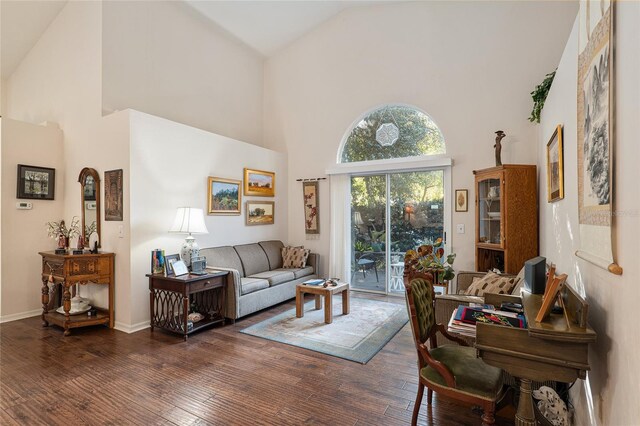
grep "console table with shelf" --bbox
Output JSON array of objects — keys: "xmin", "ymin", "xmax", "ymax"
[
  {"xmin": 39, "ymin": 251, "xmax": 115, "ymax": 336},
  {"xmin": 147, "ymin": 271, "xmax": 228, "ymax": 340}
]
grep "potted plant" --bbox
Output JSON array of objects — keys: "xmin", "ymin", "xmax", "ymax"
[
  {"xmin": 404, "ymin": 238, "xmax": 456, "ymax": 285},
  {"xmin": 370, "ymin": 231, "xmax": 385, "ymax": 252},
  {"xmin": 46, "ymin": 217, "xmax": 81, "ymax": 250}
]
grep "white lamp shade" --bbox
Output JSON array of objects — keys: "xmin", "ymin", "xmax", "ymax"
[{"xmin": 169, "ymin": 207, "xmax": 209, "ymax": 234}]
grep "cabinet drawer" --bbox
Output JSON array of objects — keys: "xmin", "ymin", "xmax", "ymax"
[{"xmin": 189, "ymin": 277, "xmax": 224, "ymax": 293}]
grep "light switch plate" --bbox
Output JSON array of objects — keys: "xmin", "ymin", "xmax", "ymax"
[
  {"xmin": 456, "ymin": 224, "xmax": 465, "ymax": 234},
  {"xmin": 118, "ymin": 225, "xmax": 124, "ymax": 238}
]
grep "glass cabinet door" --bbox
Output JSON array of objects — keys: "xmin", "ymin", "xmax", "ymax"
[{"xmin": 477, "ymin": 177, "xmax": 503, "ymax": 246}]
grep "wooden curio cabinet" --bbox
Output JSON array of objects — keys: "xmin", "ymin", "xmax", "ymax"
[{"xmin": 474, "ymin": 165, "xmax": 538, "ymax": 274}]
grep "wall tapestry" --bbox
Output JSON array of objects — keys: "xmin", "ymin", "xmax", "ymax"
[
  {"xmin": 576, "ymin": 0, "xmax": 621, "ymax": 274},
  {"xmin": 105, "ymin": 169, "xmax": 123, "ymax": 221},
  {"xmin": 303, "ymin": 181, "xmax": 319, "ymax": 234}
]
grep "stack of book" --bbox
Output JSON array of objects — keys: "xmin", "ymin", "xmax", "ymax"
[{"xmin": 447, "ymin": 303, "xmax": 527, "ymax": 338}]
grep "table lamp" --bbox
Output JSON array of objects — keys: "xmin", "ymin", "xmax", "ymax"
[{"xmin": 169, "ymin": 207, "xmax": 209, "ymax": 268}]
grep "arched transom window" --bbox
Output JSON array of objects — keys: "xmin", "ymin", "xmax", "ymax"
[{"xmin": 339, "ymin": 104, "xmax": 445, "ymax": 163}]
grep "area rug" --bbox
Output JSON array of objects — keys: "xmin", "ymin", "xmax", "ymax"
[{"xmin": 240, "ymin": 298, "xmax": 408, "ymax": 364}]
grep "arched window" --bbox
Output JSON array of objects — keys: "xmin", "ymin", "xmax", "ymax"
[{"xmin": 339, "ymin": 104, "xmax": 445, "ymax": 163}]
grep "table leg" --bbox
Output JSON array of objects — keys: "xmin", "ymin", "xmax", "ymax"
[
  {"xmin": 149, "ymin": 287, "xmax": 154, "ymax": 332},
  {"xmin": 41, "ymin": 277, "xmax": 50, "ymax": 327},
  {"xmin": 183, "ymin": 296, "xmax": 189, "ymax": 341},
  {"xmin": 296, "ymin": 287, "xmax": 304, "ymax": 318},
  {"xmin": 515, "ymin": 378, "xmax": 536, "ymax": 426},
  {"xmin": 342, "ymin": 289, "xmax": 350, "ymax": 315},
  {"xmin": 324, "ymin": 292, "xmax": 333, "ymax": 324},
  {"xmin": 315, "ymin": 295, "xmax": 322, "ymax": 310},
  {"xmin": 62, "ymin": 281, "xmax": 71, "ymax": 336}
]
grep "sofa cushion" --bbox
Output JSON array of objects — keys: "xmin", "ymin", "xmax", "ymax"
[
  {"xmin": 200, "ymin": 246, "xmax": 245, "ymax": 277},
  {"xmin": 249, "ymin": 270, "xmax": 295, "ymax": 287},
  {"xmin": 240, "ymin": 277, "xmax": 270, "ymax": 295},
  {"xmin": 273, "ymin": 266, "xmax": 314, "ymax": 279},
  {"xmin": 234, "ymin": 244, "xmax": 270, "ymax": 277},
  {"xmin": 282, "ymin": 246, "xmax": 310, "ymax": 268},
  {"xmin": 259, "ymin": 240, "xmax": 284, "ymax": 270},
  {"xmin": 464, "ymin": 272, "xmax": 519, "ymax": 296}
]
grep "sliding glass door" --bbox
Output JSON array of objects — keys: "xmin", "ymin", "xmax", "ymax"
[{"xmin": 351, "ymin": 170, "xmax": 445, "ymax": 294}]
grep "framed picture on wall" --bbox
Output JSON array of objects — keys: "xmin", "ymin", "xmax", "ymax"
[
  {"xmin": 303, "ymin": 181, "xmax": 319, "ymax": 234},
  {"xmin": 246, "ymin": 201, "xmax": 275, "ymax": 226},
  {"xmin": 546, "ymin": 125, "xmax": 564, "ymax": 203},
  {"xmin": 208, "ymin": 177, "xmax": 241, "ymax": 215},
  {"xmin": 105, "ymin": 169, "xmax": 123, "ymax": 221},
  {"xmin": 455, "ymin": 189, "xmax": 468, "ymax": 212},
  {"xmin": 243, "ymin": 168, "xmax": 275, "ymax": 197},
  {"xmin": 17, "ymin": 164, "xmax": 55, "ymax": 200}
]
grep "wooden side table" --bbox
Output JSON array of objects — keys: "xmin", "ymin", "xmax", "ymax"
[
  {"xmin": 147, "ymin": 271, "xmax": 228, "ymax": 340},
  {"xmin": 39, "ymin": 251, "xmax": 115, "ymax": 336},
  {"xmin": 296, "ymin": 282, "xmax": 350, "ymax": 324}
]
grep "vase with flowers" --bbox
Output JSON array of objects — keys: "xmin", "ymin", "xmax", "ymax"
[
  {"xmin": 46, "ymin": 217, "xmax": 81, "ymax": 252},
  {"xmin": 404, "ymin": 238, "xmax": 456, "ymax": 293}
]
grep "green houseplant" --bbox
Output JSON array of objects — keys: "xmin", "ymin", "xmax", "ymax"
[
  {"xmin": 404, "ymin": 238, "xmax": 456, "ymax": 283},
  {"xmin": 528, "ymin": 70, "xmax": 556, "ymax": 123}
]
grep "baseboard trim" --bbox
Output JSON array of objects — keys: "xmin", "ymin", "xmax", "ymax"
[
  {"xmin": 114, "ymin": 320, "xmax": 150, "ymax": 334},
  {"xmin": 0, "ymin": 309, "xmax": 41, "ymax": 324}
]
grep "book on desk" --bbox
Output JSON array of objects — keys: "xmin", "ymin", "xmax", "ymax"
[{"xmin": 448, "ymin": 304, "xmax": 527, "ymax": 338}]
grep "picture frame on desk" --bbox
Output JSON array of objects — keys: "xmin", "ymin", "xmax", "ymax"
[
  {"xmin": 164, "ymin": 254, "xmax": 180, "ymax": 276},
  {"xmin": 172, "ymin": 260, "xmax": 189, "ymax": 277}
]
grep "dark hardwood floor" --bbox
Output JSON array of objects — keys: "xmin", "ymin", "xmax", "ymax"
[{"xmin": 1, "ymin": 293, "xmax": 515, "ymax": 425}]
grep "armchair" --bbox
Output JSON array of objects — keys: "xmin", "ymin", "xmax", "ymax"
[{"xmin": 404, "ymin": 271, "xmax": 504, "ymax": 426}]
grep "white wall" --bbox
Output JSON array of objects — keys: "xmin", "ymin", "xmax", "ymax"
[
  {"xmin": 263, "ymin": 1, "xmax": 578, "ymax": 273},
  {"xmin": 537, "ymin": 3, "xmax": 640, "ymax": 425},
  {"xmin": 0, "ymin": 118, "xmax": 64, "ymax": 321},
  {"xmin": 128, "ymin": 110, "xmax": 288, "ymax": 327},
  {"xmin": 102, "ymin": 1, "xmax": 264, "ymax": 146}
]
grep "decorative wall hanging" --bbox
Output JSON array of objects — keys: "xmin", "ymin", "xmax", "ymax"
[
  {"xmin": 17, "ymin": 164, "xmax": 55, "ymax": 200},
  {"xmin": 244, "ymin": 168, "xmax": 275, "ymax": 197},
  {"xmin": 546, "ymin": 125, "xmax": 564, "ymax": 203},
  {"xmin": 303, "ymin": 181, "xmax": 320, "ymax": 234},
  {"xmin": 246, "ymin": 201, "xmax": 275, "ymax": 226},
  {"xmin": 105, "ymin": 169, "xmax": 123, "ymax": 221},
  {"xmin": 208, "ymin": 177, "xmax": 241, "ymax": 215},
  {"xmin": 455, "ymin": 189, "xmax": 468, "ymax": 212},
  {"xmin": 576, "ymin": 0, "xmax": 621, "ymax": 275}
]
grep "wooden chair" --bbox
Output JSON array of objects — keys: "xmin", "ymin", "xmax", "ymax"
[{"xmin": 403, "ymin": 270, "xmax": 504, "ymax": 426}]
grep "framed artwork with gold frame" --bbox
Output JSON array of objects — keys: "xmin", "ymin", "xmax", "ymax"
[
  {"xmin": 546, "ymin": 124, "xmax": 564, "ymax": 203},
  {"xmin": 455, "ymin": 189, "xmax": 468, "ymax": 212},
  {"xmin": 243, "ymin": 168, "xmax": 275, "ymax": 197},
  {"xmin": 208, "ymin": 177, "xmax": 241, "ymax": 215},
  {"xmin": 246, "ymin": 201, "xmax": 275, "ymax": 226}
]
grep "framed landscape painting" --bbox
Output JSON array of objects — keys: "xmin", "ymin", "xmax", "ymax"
[
  {"xmin": 546, "ymin": 125, "xmax": 564, "ymax": 203},
  {"xmin": 17, "ymin": 164, "xmax": 55, "ymax": 200},
  {"xmin": 244, "ymin": 168, "xmax": 275, "ymax": 197},
  {"xmin": 208, "ymin": 177, "xmax": 241, "ymax": 215},
  {"xmin": 246, "ymin": 201, "xmax": 275, "ymax": 226}
]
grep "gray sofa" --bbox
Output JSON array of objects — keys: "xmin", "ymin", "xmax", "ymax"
[{"xmin": 200, "ymin": 240, "xmax": 319, "ymax": 321}]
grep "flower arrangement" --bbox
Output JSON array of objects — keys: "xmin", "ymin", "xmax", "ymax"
[
  {"xmin": 404, "ymin": 238, "xmax": 456, "ymax": 283},
  {"xmin": 46, "ymin": 217, "xmax": 81, "ymax": 247}
]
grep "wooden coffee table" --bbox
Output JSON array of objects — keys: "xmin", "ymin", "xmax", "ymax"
[{"xmin": 296, "ymin": 281, "xmax": 350, "ymax": 324}]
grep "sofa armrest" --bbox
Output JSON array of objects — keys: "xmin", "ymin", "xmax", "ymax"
[
  {"xmin": 307, "ymin": 253, "xmax": 320, "ymax": 276},
  {"xmin": 206, "ymin": 266, "xmax": 241, "ymax": 320}
]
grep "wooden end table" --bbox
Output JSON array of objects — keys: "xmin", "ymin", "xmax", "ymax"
[
  {"xmin": 295, "ymin": 282, "xmax": 349, "ymax": 324},
  {"xmin": 147, "ymin": 271, "xmax": 228, "ymax": 340}
]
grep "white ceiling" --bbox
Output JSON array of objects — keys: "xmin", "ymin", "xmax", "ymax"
[
  {"xmin": 185, "ymin": 1, "xmax": 394, "ymax": 57},
  {"xmin": 1, "ymin": 0, "xmax": 68, "ymax": 78},
  {"xmin": 1, "ymin": 1, "xmax": 396, "ymax": 79}
]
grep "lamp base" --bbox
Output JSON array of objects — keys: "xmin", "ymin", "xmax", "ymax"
[{"xmin": 180, "ymin": 235, "xmax": 200, "ymax": 268}]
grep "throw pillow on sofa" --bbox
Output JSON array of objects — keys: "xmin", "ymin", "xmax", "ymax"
[
  {"xmin": 282, "ymin": 246, "xmax": 310, "ymax": 268},
  {"xmin": 464, "ymin": 271, "xmax": 519, "ymax": 296}
]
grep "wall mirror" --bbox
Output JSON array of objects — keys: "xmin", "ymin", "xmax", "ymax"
[{"xmin": 78, "ymin": 167, "xmax": 101, "ymax": 248}]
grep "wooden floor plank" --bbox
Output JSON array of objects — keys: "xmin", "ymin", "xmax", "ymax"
[{"xmin": 0, "ymin": 294, "xmax": 514, "ymax": 425}]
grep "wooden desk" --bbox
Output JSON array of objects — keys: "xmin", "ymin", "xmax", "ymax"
[
  {"xmin": 147, "ymin": 271, "xmax": 228, "ymax": 340},
  {"xmin": 475, "ymin": 287, "xmax": 596, "ymax": 426},
  {"xmin": 40, "ymin": 251, "xmax": 115, "ymax": 336}
]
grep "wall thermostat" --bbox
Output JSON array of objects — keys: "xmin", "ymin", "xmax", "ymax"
[{"xmin": 16, "ymin": 202, "xmax": 33, "ymax": 210}]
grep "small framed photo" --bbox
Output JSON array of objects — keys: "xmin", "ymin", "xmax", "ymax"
[
  {"xmin": 164, "ymin": 254, "xmax": 180, "ymax": 276},
  {"xmin": 546, "ymin": 124, "xmax": 564, "ymax": 203},
  {"xmin": 455, "ymin": 189, "xmax": 468, "ymax": 212},
  {"xmin": 246, "ymin": 201, "xmax": 275, "ymax": 226},
  {"xmin": 17, "ymin": 164, "xmax": 55, "ymax": 200},
  {"xmin": 208, "ymin": 177, "xmax": 241, "ymax": 215},
  {"xmin": 172, "ymin": 260, "xmax": 189, "ymax": 277},
  {"xmin": 244, "ymin": 168, "xmax": 275, "ymax": 197}
]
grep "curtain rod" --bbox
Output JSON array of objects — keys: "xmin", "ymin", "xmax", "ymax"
[{"xmin": 295, "ymin": 177, "xmax": 327, "ymax": 182}]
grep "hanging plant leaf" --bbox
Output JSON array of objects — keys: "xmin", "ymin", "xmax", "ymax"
[{"xmin": 528, "ymin": 70, "xmax": 556, "ymax": 124}]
